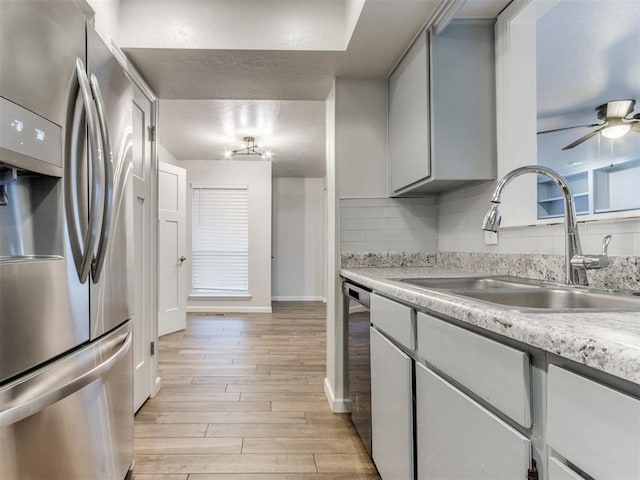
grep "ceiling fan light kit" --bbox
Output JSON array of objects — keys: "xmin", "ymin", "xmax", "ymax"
[
  {"xmin": 538, "ymin": 99, "xmax": 640, "ymax": 150},
  {"xmin": 224, "ymin": 136, "xmax": 272, "ymax": 159}
]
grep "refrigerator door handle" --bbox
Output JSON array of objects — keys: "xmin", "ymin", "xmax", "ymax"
[
  {"xmin": 0, "ymin": 330, "xmax": 131, "ymax": 427},
  {"xmin": 65, "ymin": 58, "xmax": 105, "ymax": 283},
  {"xmin": 89, "ymin": 74, "xmax": 114, "ymax": 283}
]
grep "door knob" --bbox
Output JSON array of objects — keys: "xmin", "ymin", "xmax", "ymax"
[{"xmin": 179, "ymin": 256, "xmax": 187, "ymax": 263}]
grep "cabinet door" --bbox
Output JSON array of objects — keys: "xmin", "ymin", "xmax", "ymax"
[
  {"xmin": 388, "ymin": 30, "xmax": 430, "ymax": 193},
  {"xmin": 370, "ymin": 327, "xmax": 413, "ymax": 480},
  {"xmin": 548, "ymin": 457, "xmax": 587, "ymax": 480},
  {"xmin": 416, "ymin": 363, "xmax": 531, "ymax": 480}
]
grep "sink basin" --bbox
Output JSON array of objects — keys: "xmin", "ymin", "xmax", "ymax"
[
  {"xmin": 456, "ymin": 287, "xmax": 640, "ymax": 311},
  {"xmin": 399, "ymin": 276, "xmax": 543, "ymax": 290}
]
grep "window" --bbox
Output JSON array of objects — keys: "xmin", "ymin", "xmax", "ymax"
[{"xmin": 192, "ymin": 186, "xmax": 249, "ymax": 293}]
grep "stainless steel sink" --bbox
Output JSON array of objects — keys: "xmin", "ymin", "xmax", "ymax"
[
  {"xmin": 398, "ymin": 276, "xmax": 543, "ymax": 290},
  {"xmin": 454, "ymin": 287, "xmax": 640, "ymax": 311},
  {"xmin": 396, "ymin": 275, "xmax": 640, "ymax": 311}
]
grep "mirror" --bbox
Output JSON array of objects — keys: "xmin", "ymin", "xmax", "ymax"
[
  {"xmin": 535, "ymin": 0, "xmax": 640, "ymax": 220},
  {"xmin": 495, "ymin": 0, "xmax": 640, "ymax": 227}
]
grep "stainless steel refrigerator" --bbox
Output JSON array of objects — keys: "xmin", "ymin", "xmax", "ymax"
[{"xmin": 0, "ymin": 1, "xmax": 134, "ymax": 478}]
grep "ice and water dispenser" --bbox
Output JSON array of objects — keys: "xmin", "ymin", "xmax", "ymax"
[{"xmin": 0, "ymin": 96, "xmax": 65, "ymax": 260}]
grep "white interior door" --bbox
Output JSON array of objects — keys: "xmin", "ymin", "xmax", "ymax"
[
  {"xmin": 158, "ymin": 162, "xmax": 187, "ymax": 336},
  {"xmin": 132, "ymin": 84, "xmax": 154, "ymax": 411}
]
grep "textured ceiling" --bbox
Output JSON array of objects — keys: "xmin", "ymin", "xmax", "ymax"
[
  {"xmin": 159, "ymin": 100, "xmax": 326, "ymax": 177},
  {"xmin": 536, "ymin": 0, "xmax": 640, "ymax": 171},
  {"xmin": 123, "ymin": 0, "xmax": 510, "ymax": 177}
]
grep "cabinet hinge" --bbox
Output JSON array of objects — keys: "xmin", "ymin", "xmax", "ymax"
[
  {"xmin": 527, "ymin": 460, "xmax": 538, "ymax": 480},
  {"xmin": 150, "ymin": 341, "xmax": 155, "ymax": 356},
  {"xmin": 148, "ymin": 125, "xmax": 156, "ymax": 142}
]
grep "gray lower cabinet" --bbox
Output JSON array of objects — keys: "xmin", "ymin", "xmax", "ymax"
[
  {"xmin": 370, "ymin": 327, "xmax": 414, "ymax": 480},
  {"xmin": 415, "ymin": 362, "xmax": 532, "ymax": 480},
  {"xmin": 546, "ymin": 365, "xmax": 640, "ymax": 480},
  {"xmin": 547, "ymin": 457, "xmax": 587, "ymax": 480}
]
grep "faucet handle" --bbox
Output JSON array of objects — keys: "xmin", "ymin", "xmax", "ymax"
[
  {"xmin": 571, "ymin": 235, "xmax": 612, "ymax": 271},
  {"xmin": 601, "ymin": 235, "xmax": 612, "ymax": 255}
]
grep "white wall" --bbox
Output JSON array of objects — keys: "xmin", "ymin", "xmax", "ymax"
[
  {"xmin": 157, "ymin": 143, "xmax": 179, "ymax": 166},
  {"xmin": 86, "ymin": 0, "xmax": 121, "ymax": 44},
  {"xmin": 178, "ymin": 160, "xmax": 272, "ymax": 313},
  {"xmin": 272, "ymin": 177, "xmax": 325, "ymax": 301},
  {"xmin": 336, "ymin": 78, "xmax": 388, "ymax": 198},
  {"xmin": 324, "ymin": 80, "xmax": 349, "ymax": 412},
  {"xmin": 437, "ymin": 180, "xmax": 640, "ymax": 256}
]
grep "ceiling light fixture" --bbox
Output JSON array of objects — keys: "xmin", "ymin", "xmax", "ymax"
[
  {"xmin": 601, "ymin": 124, "xmax": 632, "ymax": 139},
  {"xmin": 224, "ymin": 136, "xmax": 271, "ymax": 159}
]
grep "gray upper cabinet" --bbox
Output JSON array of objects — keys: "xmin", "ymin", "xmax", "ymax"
[
  {"xmin": 388, "ymin": 30, "xmax": 430, "ymax": 193},
  {"xmin": 388, "ymin": 20, "xmax": 497, "ymax": 196}
]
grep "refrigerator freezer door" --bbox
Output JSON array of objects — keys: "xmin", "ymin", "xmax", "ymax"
[
  {"xmin": 0, "ymin": 0, "xmax": 85, "ymax": 128},
  {"xmin": 0, "ymin": 321, "xmax": 133, "ymax": 479},
  {"xmin": 87, "ymin": 28, "xmax": 134, "ymax": 339}
]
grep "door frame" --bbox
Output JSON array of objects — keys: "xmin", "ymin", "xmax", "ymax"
[{"xmin": 112, "ymin": 43, "xmax": 160, "ymax": 398}]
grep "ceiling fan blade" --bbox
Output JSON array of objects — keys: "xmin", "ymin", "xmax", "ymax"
[
  {"xmin": 537, "ymin": 123, "xmax": 602, "ymax": 135},
  {"xmin": 562, "ymin": 129, "xmax": 602, "ymax": 150},
  {"xmin": 633, "ymin": 123, "xmax": 640, "ymax": 133}
]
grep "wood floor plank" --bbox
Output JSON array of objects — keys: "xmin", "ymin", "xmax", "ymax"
[
  {"xmin": 131, "ymin": 474, "xmax": 188, "ymax": 480},
  {"xmin": 315, "ymin": 454, "xmax": 379, "ymax": 474},
  {"xmin": 142, "ymin": 401, "xmax": 270, "ymax": 413},
  {"xmin": 239, "ymin": 392, "xmax": 326, "ymax": 402},
  {"xmin": 135, "ymin": 454, "xmax": 317, "ymax": 474},
  {"xmin": 134, "ymin": 302, "xmax": 379, "ymax": 479},
  {"xmin": 188, "ymin": 475, "xmax": 381, "ymax": 480},
  {"xmin": 242, "ymin": 437, "xmax": 365, "ymax": 454},
  {"xmin": 135, "ymin": 437, "xmax": 242, "ymax": 455},
  {"xmin": 271, "ymin": 401, "xmax": 331, "ymax": 412},
  {"xmin": 155, "ymin": 412, "xmax": 306, "ymax": 424},
  {"xmin": 135, "ymin": 424, "xmax": 208, "ymax": 438}
]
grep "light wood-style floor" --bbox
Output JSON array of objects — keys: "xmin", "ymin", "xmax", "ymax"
[{"xmin": 133, "ymin": 302, "xmax": 381, "ymax": 480}]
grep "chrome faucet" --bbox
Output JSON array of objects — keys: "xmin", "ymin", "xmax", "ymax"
[{"xmin": 481, "ymin": 165, "xmax": 611, "ymax": 286}]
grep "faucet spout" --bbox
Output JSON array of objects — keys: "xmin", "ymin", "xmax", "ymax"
[{"xmin": 481, "ymin": 166, "xmax": 587, "ymax": 286}]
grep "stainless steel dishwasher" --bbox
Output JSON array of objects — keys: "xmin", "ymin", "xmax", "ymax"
[{"xmin": 343, "ymin": 281, "xmax": 372, "ymax": 457}]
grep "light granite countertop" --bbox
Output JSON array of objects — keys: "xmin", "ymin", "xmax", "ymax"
[{"xmin": 341, "ymin": 266, "xmax": 640, "ymax": 385}]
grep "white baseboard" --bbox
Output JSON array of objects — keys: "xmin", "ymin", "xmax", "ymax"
[
  {"xmin": 324, "ymin": 377, "xmax": 352, "ymax": 413},
  {"xmin": 271, "ymin": 296, "xmax": 324, "ymax": 301},
  {"xmin": 186, "ymin": 306, "xmax": 273, "ymax": 313}
]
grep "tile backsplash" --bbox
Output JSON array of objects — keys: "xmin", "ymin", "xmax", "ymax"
[
  {"xmin": 437, "ymin": 180, "xmax": 640, "ymax": 257},
  {"xmin": 340, "ymin": 197, "xmax": 438, "ymax": 253}
]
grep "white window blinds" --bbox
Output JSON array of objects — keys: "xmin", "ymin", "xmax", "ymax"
[{"xmin": 192, "ymin": 186, "xmax": 249, "ymax": 292}]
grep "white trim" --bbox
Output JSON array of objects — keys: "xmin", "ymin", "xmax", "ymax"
[
  {"xmin": 324, "ymin": 377, "xmax": 352, "ymax": 414},
  {"xmin": 186, "ymin": 306, "xmax": 273, "ymax": 314},
  {"xmin": 109, "ymin": 41, "xmax": 158, "ymax": 103},
  {"xmin": 189, "ymin": 293, "xmax": 252, "ymax": 301},
  {"xmin": 271, "ymin": 296, "xmax": 324, "ymax": 302}
]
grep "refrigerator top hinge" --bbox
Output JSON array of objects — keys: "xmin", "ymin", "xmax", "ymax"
[
  {"xmin": 148, "ymin": 125, "xmax": 156, "ymax": 142},
  {"xmin": 150, "ymin": 341, "xmax": 155, "ymax": 356},
  {"xmin": 527, "ymin": 459, "xmax": 538, "ymax": 480}
]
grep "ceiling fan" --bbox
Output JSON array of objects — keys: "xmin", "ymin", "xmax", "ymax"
[{"xmin": 537, "ymin": 99, "xmax": 640, "ymax": 150}]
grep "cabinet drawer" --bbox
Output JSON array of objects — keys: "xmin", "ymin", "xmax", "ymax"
[
  {"xmin": 548, "ymin": 457, "xmax": 586, "ymax": 480},
  {"xmin": 417, "ymin": 312, "xmax": 532, "ymax": 427},
  {"xmin": 547, "ymin": 365, "xmax": 640, "ymax": 480},
  {"xmin": 370, "ymin": 294, "xmax": 413, "ymax": 349},
  {"xmin": 415, "ymin": 363, "xmax": 531, "ymax": 480}
]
